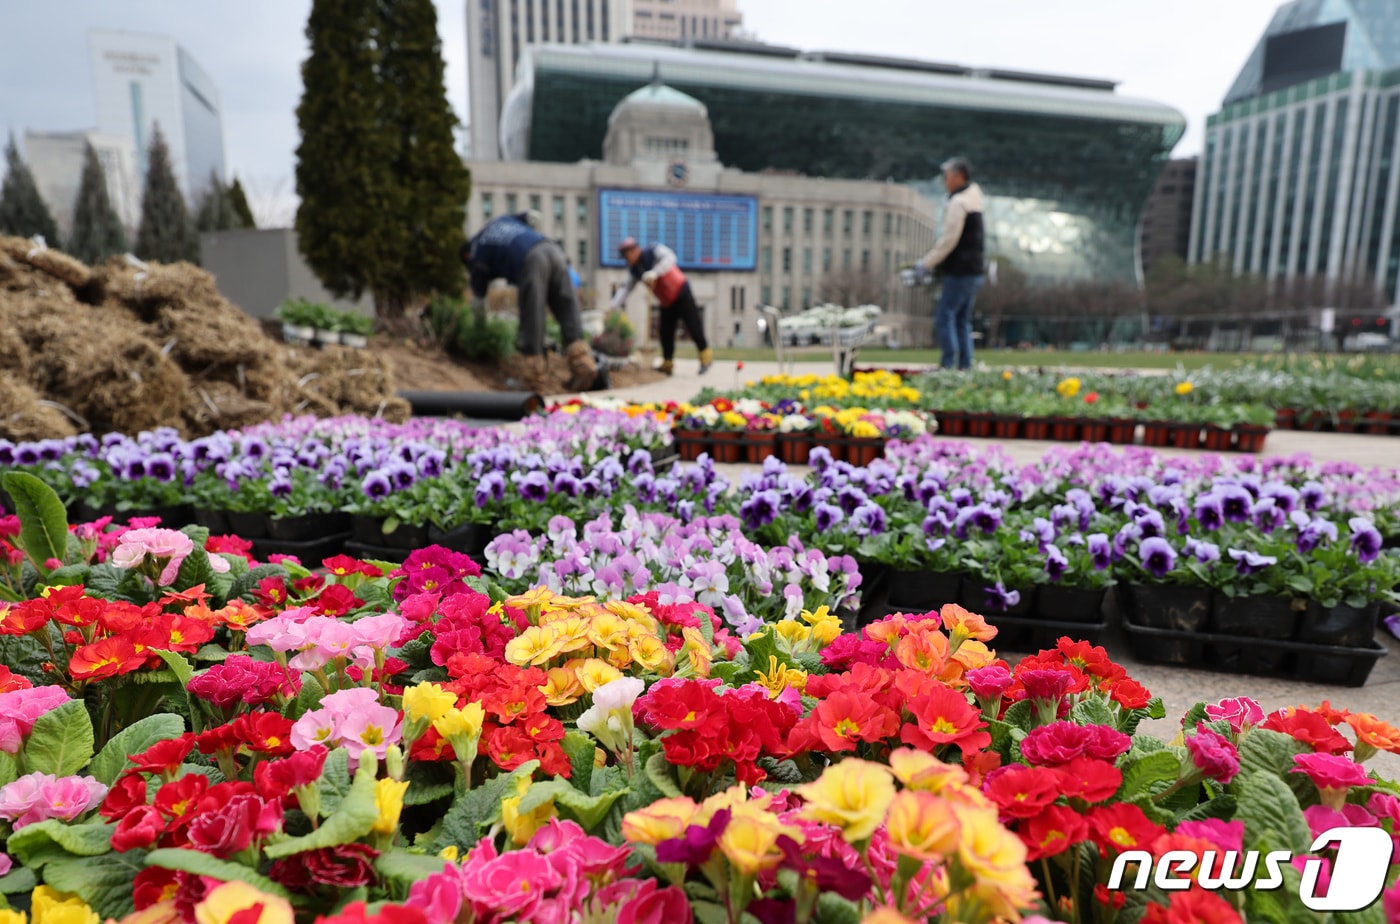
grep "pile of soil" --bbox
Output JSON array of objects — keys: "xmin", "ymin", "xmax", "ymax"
[
  {"xmin": 377, "ymin": 337, "xmax": 667, "ymax": 395},
  {"xmin": 0, "ymin": 236, "xmax": 410, "ymax": 441}
]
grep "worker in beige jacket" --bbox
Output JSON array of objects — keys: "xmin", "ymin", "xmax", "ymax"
[{"xmin": 915, "ymin": 158, "xmax": 986, "ymax": 370}]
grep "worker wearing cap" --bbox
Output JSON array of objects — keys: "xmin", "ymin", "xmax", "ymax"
[
  {"xmin": 461, "ymin": 211, "xmax": 608, "ymax": 394},
  {"xmin": 611, "ymin": 238, "xmax": 713, "ymax": 375},
  {"xmin": 915, "ymin": 157, "xmax": 986, "ymax": 371}
]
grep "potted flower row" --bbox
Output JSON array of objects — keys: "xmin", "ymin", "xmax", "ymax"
[
  {"xmin": 276, "ymin": 297, "xmax": 375, "ymax": 348},
  {"xmin": 672, "ymin": 398, "xmax": 934, "ymax": 465}
]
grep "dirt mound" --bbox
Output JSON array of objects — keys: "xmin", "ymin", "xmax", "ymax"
[{"xmin": 0, "ymin": 236, "xmax": 407, "ymax": 441}]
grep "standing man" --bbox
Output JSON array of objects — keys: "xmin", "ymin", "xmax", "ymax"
[
  {"xmin": 461, "ymin": 212, "xmax": 609, "ymax": 394},
  {"xmin": 612, "ymin": 237, "xmax": 713, "ymax": 375},
  {"xmin": 915, "ymin": 158, "xmax": 986, "ymax": 370}
]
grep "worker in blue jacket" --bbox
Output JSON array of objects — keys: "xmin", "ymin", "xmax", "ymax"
[{"xmin": 461, "ymin": 212, "xmax": 607, "ymax": 394}]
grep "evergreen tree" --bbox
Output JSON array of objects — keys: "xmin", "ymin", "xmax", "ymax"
[
  {"xmin": 195, "ymin": 171, "xmax": 241, "ymax": 232},
  {"xmin": 227, "ymin": 177, "xmax": 256, "ymax": 229},
  {"xmin": 295, "ymin": 0, "xmax": 391, "ymax": 306},
  {"xmin": 67, "ymin": 141, "xmax": 129, "ymax": 264},
  {"xmin": 373, "ymin": 0, "xmax": 471, "ymax": 318},
  {"xmin": 134, "ymin": 125, "xmax": 200, "ymax": 264},
  {"xmin": 0, "ymin": 134, "xmax": 60, "ymax": 244}
]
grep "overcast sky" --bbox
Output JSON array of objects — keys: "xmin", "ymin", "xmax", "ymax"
[{"xmin": 0, "ymin": 0, "xmax": 1283, "ymax": 224}]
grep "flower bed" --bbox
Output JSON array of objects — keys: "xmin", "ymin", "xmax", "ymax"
[{"xmin": 0, "ymin": 483, "xmax": 1398, "ymax": 924}]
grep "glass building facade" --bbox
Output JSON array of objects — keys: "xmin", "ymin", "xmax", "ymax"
[
  {"xmin": 1192, "ymin": 1, "xmax": 1400, "ymax": 305},
  {"xmin": 499, "ymin": 41, "xmax": 1185, "ymax": 283}
]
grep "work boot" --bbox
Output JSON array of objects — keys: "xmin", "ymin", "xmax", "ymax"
[
  {"xmin": 698, "ymin": 348, "xmax": 714, "ymax": 374},
  {"xmin": 658, "ymin": 359, "xmax": 674, "ymax": 376},
  {"xmin": 564, "ymin": 341, "xmax": 610, "ymax": 392}
]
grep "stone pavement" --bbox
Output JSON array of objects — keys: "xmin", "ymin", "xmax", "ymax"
[{"xmin": 550, "ymin": 358, "xmax": 1400, "ymax": 771}]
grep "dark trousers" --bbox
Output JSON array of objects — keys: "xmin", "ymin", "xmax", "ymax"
[
  {"xmin": 935, "ymin": 273, "xmax": 984, "ymax": 370},
  {"xmin": 517, "ymin": 243, "xmax": 584, "ymax": 355},
  {"xmin": 659, "ymin": 283, "xmax": 708, "ymax": 361}
]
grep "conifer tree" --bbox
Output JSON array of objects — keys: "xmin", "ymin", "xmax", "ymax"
[
  {"xmin": 68, "ymin": 141, "xmax": 129, "ymax": 264},
  {"xmin": 227, "ymin": 177, "xmax": 256, "ymax": 229},
  {"xmin": 134, "ymin": 125, "xmax": 200, "ymax": 264},
  {"xmin": 0, "ymin": 135, "xmax": 60, "ymax": 244},
  {"xmin": 195, "ymin": 171, "xmax": 240, "ymax": 232},
  {"xmin": 295, "ymin": 0, "xmax": 390, "ymax": 305},
  {"xmin": 373, "ymin": 0, "xmax": 471, "ymax": 318}
]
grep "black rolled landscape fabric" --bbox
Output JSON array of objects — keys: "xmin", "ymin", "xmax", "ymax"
[{"xmin": 397, "ymin": 390, "xmax": 544, "ymax": 419}]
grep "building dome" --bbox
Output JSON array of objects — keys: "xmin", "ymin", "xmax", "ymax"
[{"xmin": 603, "ymin": 65, "xmax": 718, "ymax": 166}]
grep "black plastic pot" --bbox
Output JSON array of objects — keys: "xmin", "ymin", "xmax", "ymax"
[
  {"xmin": 960, "ymin": 576, "xmax": 1035, "ymax": 617},
  {"xmin": 1121, "ymin": 622, "xmax": 1388, "ymax": 687},
  {"xmin": 886, "ymin": 569, "xmax": 963, "ymax": 612},
  {"xmin": 227, "ymin": 511, "xmax": 270, "ymax": 539},
  {"xmin": 379, "ymin": 520, "xmax": 432, "ymax": 551},
  {"xmin": 1210, "ymin": 594, "xmax": 1301, "ymax": 640},
  {"xmin": 1123, "ymin": 582, "xmax": 1212, "ymax": 632},
  {"xmin": 194, "ymin": 508, "xmax": 232, "ymax": 535},
  {"xmin": 427, "ymin": 522, "xmax": 495, "ymax": 556},
  {"xmin": 267, "ymin": 512, "xmax": 354, "ymax": 543},
  {"xmin": 1298, "ymin": 601, "xmax": 1379, "ymax": 648},
  {"xmin": 1034, "ymin": 585, "xmax": 1107, "ymax": 624},
  {"xmin": 143, "ymin": 504, "xmax": 198, "ymax": 528}
]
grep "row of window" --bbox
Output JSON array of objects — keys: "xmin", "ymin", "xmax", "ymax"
[
  {"xmin": 758, "ymin": 246, "xmax": 902, "ymax": 275},
  {"xmin": 480, "ymin": 191, "xmax": 589, "ymax": 226},
  {"xmin": 761, "ymin": 205, "xmax": 907, "ymax": 238}
]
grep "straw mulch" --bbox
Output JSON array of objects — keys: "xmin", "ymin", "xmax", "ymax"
[{"xmin": 0, "ymin": 236, "xmax": 406, "ymax": 441}]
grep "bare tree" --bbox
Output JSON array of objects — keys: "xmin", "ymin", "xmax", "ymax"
[
  {"xmin": 818, "ymin": 268, "xmax": 886, "ymax": 307},
  {"xmin": 243, "ymin": 175, "xmax": 298, "ymax": 229}
]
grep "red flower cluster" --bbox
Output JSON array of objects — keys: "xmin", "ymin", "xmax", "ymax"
[
  {"xmin": 427, "ymin": 591, "xmax": 522, "ymax": 667},
  {"xmin": 1007, "ymin": 639, "xmax": 1152, "ymax": 711},
  {"xmin": 390, "ymin": 546, "xmax": 482, "ymax": 603},
  {"xmin": 0, "ymin": 664, "xmax": 31, "ymax": 694},
  {"xmin": 186, "ymin": 655, "xmax": 301, "ymax": 712},
  {"xmin": 634, "ymin": 679, "xmax": 796, "ymax": 785},
  {"xmin": 1263, "ymin": 705, "xmax": 1355, "ymax": 754},
  {"xmin": 104, "ymin": 764, "xmax": 282, "ymax": 857}
]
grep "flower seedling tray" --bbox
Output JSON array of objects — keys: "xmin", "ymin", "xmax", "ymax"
[
  {"xmin": 250, "ymin": 532, "xmax": 352, "ymax": 566},
  {"xmin": 341, "ymin": 540, "xmax": 410, "ymax": 564},
  {"xmin": 1121, "ymin": 621, "xmax": 1388, "ymax": 687}
]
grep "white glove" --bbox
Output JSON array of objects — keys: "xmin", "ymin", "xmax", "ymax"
[
  {"xmin": 610, "ymin": 289, "xmax": 627, "ymax": 309},
  {"xmin": 641, "ymin": 270, "xmax": 658, "ymax": 286}
]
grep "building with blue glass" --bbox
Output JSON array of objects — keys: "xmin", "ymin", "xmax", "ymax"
[
  {"xmin": 497, "ymin": 39, "xmax": 1185, "ymax": 284},
  {"xmin": 1189, "ymin": 0, "xmax": 1400, "ymax": 308}
]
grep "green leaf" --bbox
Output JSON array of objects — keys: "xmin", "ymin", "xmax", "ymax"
[
  {"xmin": 1116, "ymin": 751, "xmax": 1181, "ymax": 801},
  {"xmin": 22, "ymin": 699, "xmax": 94, "ymax": 777},
  {"xmin": 0, "ymin": 752, "xmax": 15, "ymax": 789},
  {"xmin": 3, "ymin": 471, "xmax": 70, "ymax": 574},
  {"xmin": 173, "ymin": 545, "xmax": 217, "ymax": 594},
  {"xmin": 404, "ymin": 760, "xmax": 454, "ymax": 807},
  {"xmin": 645, "ymin": 751, "xmax": 681, "ymax": 798},
  {"xmin": 1174, "ymin": 794, "xmax": 1238, "ymax": 824},
  {"xmin": 146, "ymin": 848, "xmax": 292, "ymax": 898},
  {"xmin": 1235, "ymin": 771, "xmax": 1311, "ymax": 854},
  {"xmin": 264, "ymin": 758, "xmax": 380, "ymax": 858},
  {"xmin": 374, "ymin": 850, "xmax": 448, "ymax": 898},
  {"xmin": 0, "ymin": 632, "xmax": 53, "ymax": 685},
  {"xmin": 433, "ymin": 761, "xmax": 539, "ymax": 853},
  {"xmin": 1069, "ymin": 696, "xmax": 1116, "ymax": 728},
  {"xmin": 692, "ymin": 901, "xmax": 730, "ymax": 924},
  {"xmin": 90, "ymin": 713, "xmax": 187, "ymax": 785},
  {"xmin": 814, "ymin": 892, "xmax": 863, "ymax": 924},
  {"xmin": 42, "ymin": 849, "xmax": 148, "ymax": 921},
  {"xmin": 45, "ymin": 564, "xmax": 91, "ymax": 587},
  {"xmin": 5, "ymin": 820, "xmax": 113, "ymax": 866},
  {"xmin": 516, "ymin": 778, "xmax": 627, "ymax": 832},
  {"xmin": 193, "ymin": 644, "xmax": 230, "ymax": 662},
  {"xmin": 152, "ymin": 649, "xmax": 195, "ymax": 687},
  {"xmin": 318, "ymin": 747, "xmax": 353, "ymax": 817},
  {"xmin": 1238, "ymin": 728, "xmax": 1309, "ymax": 778},
  {"xmin": 561, "ymin": 732, "xmax": 595, "ymax": 795},
  {"xmin": 0, "ymin": 867, "xmax": 36, "ymax": 895},
  {"xmin": 229, "ymin": 563, "xmax": 290, "ymax": 601},
  {"xmin": 1000, "ymin": 700, "xmax": 1034, "ymax": 732},
  {"xmin": 287, "ymin": 673, "xmax": 327, "ymax": 720}
]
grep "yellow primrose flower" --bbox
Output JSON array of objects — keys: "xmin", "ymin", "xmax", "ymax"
[
  {"xmin": 506, "ymin": 587, "xmax": 555, "ymax": 611},
  {"xmin": 575, "ymin": 658, "xmax": 623, "ymax": 692},
  {"xmin": 193, "ymin": 883, "xmax": 294, "ymax": 924},
  {"xmin": 401, "ymin": 682, "xmax": 456, "ymax": 724},
  {"xmin": 718, "ymin": 812, "xmax": 802, "ymax": 875},
  {"xmin": 432, "ymin": 702, "xmax": 485, "ymax": 746},
  {"xmin": 501, "ymin": 776, "xmax": 555, "ymax": 846},
  {"xmin": 628, "ymin": 635, "xmax": 675, "ymax": 675},
  {"xmin": 952, "ymin": 805, "xmax": 1039, "ymax": 920},
  {"xmin": 31, "ymin": 888, "xmax": 98, "ymax": 924},
  {"xmin": 547, "ymin": 614, "xmax": 595, "ymax": 655},
  {"xmin": 621, "ymin": 795, "xmax": 700, "ymax": 845},
  {"xmin": 887, "ymin": 748, "xmax": 968, "ymax": 793},
  {"xmin": 849, "ymin": 421, "xmax": 881, "ymax": 438},
  {"xmin": 797, "ymin": 759, "xmax": 896, "ymax": 843},
  {"xmin": 774, "ymin": 620, "xmax": 812, "ymax": 647},
  {"xmin": 372, "ymin": 778, "xmax": 410, "ymax": 835},
  {"xmin": 677, "ymin": 625, "xmax": 713, "ymax": 678},
  {"xmin": 586, "ymin": 613, "xmax": 630, "ymax": 651},
  {"xmin": 539, "ymin": 666, "xmax": 585, "ymax": 706},
  {"xmin": 1175, "ymin": 380, "xmax": 1195, "ymax": 395},
  {"xmin": 885, "ymin": 790, "xmax": 960, "ymax": 861},
  {"xmin": 438, "ymin": 845, "xmax": 460, "ymax": 862},
  {"xmin": 1056, "ymin": 377, "xmax": 1081, "ymax": 398},
  {"xmin": 1002, "ymin": 370, "xmax": 1013, "ymax": 380},
  {"xmin": 754, "ymin": 655, "xmax": 806, "ymax": 697},
  {"xmin": 0, "ymin": 911, "xmax": 26, "ymax": 924},
  {"xmin": 504, "ymin": 624, "xmax": 567, "ymax": 667}
]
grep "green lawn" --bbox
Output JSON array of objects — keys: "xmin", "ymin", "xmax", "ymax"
[{"xmin": 710, "ymin": 347, "xmax": 1270, "ymax": 371}]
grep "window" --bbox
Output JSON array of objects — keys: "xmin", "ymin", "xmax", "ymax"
[
  {"xmin": 803, "ymin": 208, "xmax": 813, "ymax": 234},
  {"xmin": 761, "ymin": 285, "xmax": 772, "ymax": 305},
  {"xmin": 783, "ymin": 207, "xmax": 794, "ymax": 233},
  {"xmin": 781, "ymin": 247, "xmax": 792, "ymax": 273},
  {"xmin": 506, "ymin": 193, "xmax": 518, "ymax": 214},
  {"xmin": 822, "ymin": 247, "xmax": 832, "ymax": 271},
  {"xmin": 843, "ymin": 210, "xmax": 853, "ymax": 234},
  {"xmin": 761, "ymin": 247, "xmax": 771, "ymax": 273},
  {"xmin": 645, "ymin": 137, "xmax": 689, "ymax": 155},
  {"xmin": 883, "ymin": 212, "xmax": 892, "ymax": 235},
  {"xmin": 842, "ymin": 249, "xmax": 852, "ymax": 269},
  {"xmin": 802, "ymin": 248, "xmax": 812, "ymax": 274},
  {"xmin": 801, "ymin": 288, "xmax": 811, "ymax": 309},
  {"xmin": 861, "ymin": 250, "xmax": 870, "ymax": 270},
  {"xmin": 781, "ymin": 286, "xmax": 791, "ymax": 310},
  {"xmin": 762, "ymin": 206, "xmax": 773, "ymax": 231},
  {"xmin": 862, "ymin": 211, "xmax": 873, "ymax": 235},
  {"xmin": 823, "ymin": 209, "xmax": 833, "ymax": 234},
  {"xmin": 553, "ymin": 196, "xmax": 565, "ymax": 221},
  {"xmin": 896, "ymin": 214, "xmax": 904, "ymax": 235},
  {"xmin": 577, "ymin": 197, "xmax": 587, "ymax": 226},
  {"xmin": 883, "ymin": 250, "xmax": 891, "ymax": 272},
  {"xmin": 578, "ymin": 240, "xmax": 587, "ymax": 268},
  {"xmin": 530, "ymin": 194, "xmax": 542, "ymax": 212},
  {"xmin": 481, "ymin": 193, "xmax": 494, "ymax": 220}
]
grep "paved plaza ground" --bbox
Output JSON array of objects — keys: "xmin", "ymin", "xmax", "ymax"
[{"xmin": 537, "ymin": 357, "xmax": 1400, "ymax": 774}]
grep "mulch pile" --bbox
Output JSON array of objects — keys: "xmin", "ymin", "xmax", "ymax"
[{"xmin": 0, "ymin": 236, "xmax": 410, "ymax": 441}]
